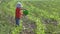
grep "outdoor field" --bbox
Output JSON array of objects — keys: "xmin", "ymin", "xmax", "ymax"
[{"xmin": 0, "ymin": 0, "xmax": 60, "ymax": 34}]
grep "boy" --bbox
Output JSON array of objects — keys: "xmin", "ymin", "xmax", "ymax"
[{"xmin": 15, "ymin": 2, "xmax": 23, "ymax": 26}]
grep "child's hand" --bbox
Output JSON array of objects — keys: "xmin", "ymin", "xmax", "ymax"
[{"xmin": 20, "ymin": 15, "xmax": 22, "ymax": 18}]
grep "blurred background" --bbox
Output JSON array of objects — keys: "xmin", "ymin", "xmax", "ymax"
[{"xmin": 0, "ymin": 0, "xmax": 60, "ymax": 34}]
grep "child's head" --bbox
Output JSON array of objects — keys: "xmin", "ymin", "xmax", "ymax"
[{"xmin": 16, "ymin": 2, "xmax": 23, "ymax": 8}]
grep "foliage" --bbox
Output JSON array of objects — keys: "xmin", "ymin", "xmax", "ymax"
[{"xmin": 0, "ymin": 0, "xmax": 60, "ymax": 34}]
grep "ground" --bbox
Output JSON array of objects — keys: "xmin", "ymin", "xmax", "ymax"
[{"xmin": 0, "ymin": 0, "xmax": 60, "ymax": 34}]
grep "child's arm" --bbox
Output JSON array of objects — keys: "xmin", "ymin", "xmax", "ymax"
[
  {"xmin": 21, "ymin": 7, "xmax": 26, "ymax": 10},
  {"xmin": 20, "ymin": 11, "xmax": 23, "ymax": 18}
]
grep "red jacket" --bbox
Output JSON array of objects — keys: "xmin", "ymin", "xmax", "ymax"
[{"xmin": 15, "ymin": 7, "xmax": 22, "ymax": 19}]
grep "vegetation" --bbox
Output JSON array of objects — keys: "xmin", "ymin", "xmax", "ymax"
[{"xmin": 0, "ymin": 0, "xmax": 60, "ymax": 34}]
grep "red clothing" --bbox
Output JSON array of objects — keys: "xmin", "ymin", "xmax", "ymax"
[{"xmin": 15, "ymin": 7, "xmax": 22, "ymax": 19}]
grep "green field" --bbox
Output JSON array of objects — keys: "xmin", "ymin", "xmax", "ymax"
[{"xmin": 0, "ymin": 0, "xmax": 60, "ymax": 34}]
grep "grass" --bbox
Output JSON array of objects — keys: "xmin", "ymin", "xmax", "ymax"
[{"xmin": 0, "ymin": 0, "xmax": 60, "ymax": 34}]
